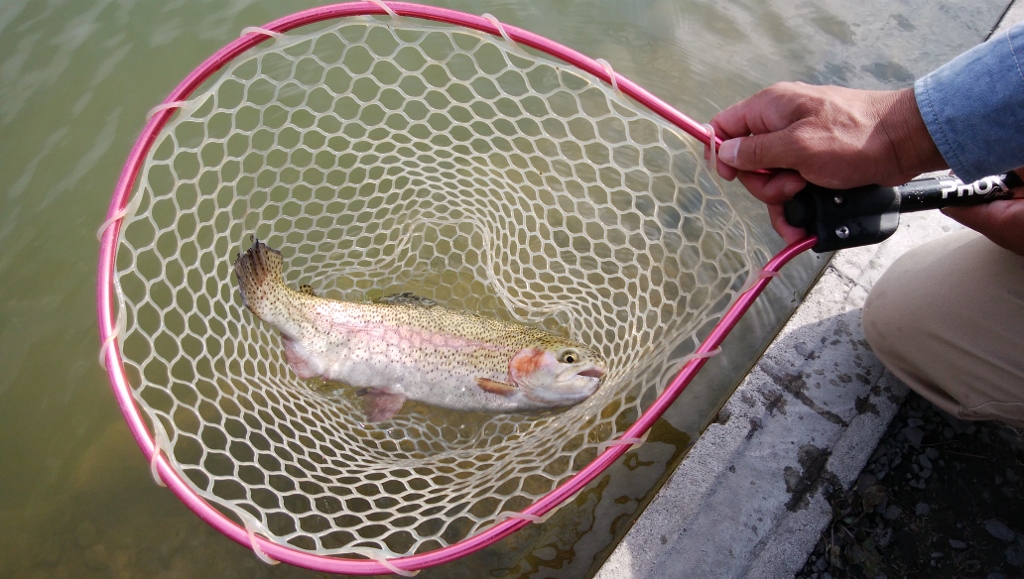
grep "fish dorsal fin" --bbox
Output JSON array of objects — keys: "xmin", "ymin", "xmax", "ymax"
[
  {"xmin": 298, "ymin": 284, "xmax": 316, "ymax": 297},
  {"xmin": 376, "ymin": 292, "xmax": 437, "ymax": 307}
]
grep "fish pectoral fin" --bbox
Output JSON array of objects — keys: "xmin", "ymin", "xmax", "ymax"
[
  {"xmin": 475, "ymin": 377, "xmax": 518, "ymax": 397},
  {"xmin": 363, "ymin": 390, "xmax": 407, "ymax": 422}
]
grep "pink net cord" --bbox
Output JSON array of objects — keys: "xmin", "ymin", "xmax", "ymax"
[{"xmin": 96, "ymin": 2, "xmax": 818, "ymax": 574}]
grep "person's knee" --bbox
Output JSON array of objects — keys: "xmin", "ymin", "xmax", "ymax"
[
  {"xmin": 860, "ymin": 232, "xmax": 1024, "ymax": 427},
  {"xmin": 860, "ymin": 232, "xmax": 969, "ymax": 365},
  {"xmin": 860, "ymin": 287, "xmax": 886, "ymax": 355},
  {"xmin": 861, "ymin": 266, "xmax": 908, "ymax": 366}
]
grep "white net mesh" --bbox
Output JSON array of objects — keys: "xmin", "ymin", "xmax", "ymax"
[{"xmin": 113, "ymin": 16, "xmax": 771, "ymax": 557}]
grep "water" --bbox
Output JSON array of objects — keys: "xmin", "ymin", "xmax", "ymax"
[{"xmin": 0, "ymin": 0, "xmax": 1006, "ymax": 577}]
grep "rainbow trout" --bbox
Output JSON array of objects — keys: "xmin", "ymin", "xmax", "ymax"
[{"xmin": 233, "ymin": 240, "xmax": 606, "ymax": 421}]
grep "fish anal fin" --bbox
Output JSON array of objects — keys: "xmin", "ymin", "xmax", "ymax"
[
  {"xmin": 363, "ymin": 391, "xmax": 407, "ymax": 422},
  {"xmin": 475, "ymin": 377, "xmax": 517, "ymax": 397},
  {"xmin": 282, "ymin": 335, "xmax": 319, "ymax": 379}
]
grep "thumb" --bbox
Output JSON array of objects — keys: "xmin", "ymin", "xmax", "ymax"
[{"xmin": 718, "ymin": 133, "xmax": 793, "ymax": 173}]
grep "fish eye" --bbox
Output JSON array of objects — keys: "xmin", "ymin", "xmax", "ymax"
[{"xmin": 559, "ymin": 350, "xmax": 578, "ymax": 364}]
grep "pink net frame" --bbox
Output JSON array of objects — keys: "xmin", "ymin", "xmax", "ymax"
[{"xmin": 96, "ymin": 2, "xmax": 816, "ymax": 574}]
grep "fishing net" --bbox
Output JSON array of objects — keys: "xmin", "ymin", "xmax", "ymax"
[{"xmin": 98, "ymin": 2, "xmax": 785, "ymax": 573}]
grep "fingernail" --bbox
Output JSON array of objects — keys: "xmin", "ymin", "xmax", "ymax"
[{"xmin": 719, "ymin": 139, "xmax": 739, "ymax": 166}]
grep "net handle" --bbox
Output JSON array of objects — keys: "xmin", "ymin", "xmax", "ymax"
[{"xmin": 96, "ymin": 1, "xmax": 811, "ymax": 574}]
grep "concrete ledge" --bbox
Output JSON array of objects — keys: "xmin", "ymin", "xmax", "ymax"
[{"xmin": 595, "ymin": 209, "xmax": 966, "ymax": 578}]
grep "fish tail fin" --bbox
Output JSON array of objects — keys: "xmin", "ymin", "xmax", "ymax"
[{"xmin": 233, "ymin": 239, "xmax": 286, "ymax": 315}]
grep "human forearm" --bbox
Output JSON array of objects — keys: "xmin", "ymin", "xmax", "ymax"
[{"xmin": 915, "ymin": 22, "xmax": 1024, "ymax": 183}]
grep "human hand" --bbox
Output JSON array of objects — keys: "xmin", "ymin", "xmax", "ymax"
[
  {"xmin": 709, "ymin": 82, "xmax": 947, "ymax": 242},
  {"xmin": 942, "ymin": 169, "xmax": 1024, "ymax": 256}
]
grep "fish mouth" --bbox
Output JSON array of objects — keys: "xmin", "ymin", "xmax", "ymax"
[
  {"xmin": 531, "ymin": 363, "xmax": 607, "ymax": 406},
  {"xmin": 552, "ymin": 362, "xmax": 607, "ymax": 390}
]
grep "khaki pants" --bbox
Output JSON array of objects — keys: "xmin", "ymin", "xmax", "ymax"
[{"xmin": 863, "ymin": 229, "xmax": 1024, "ymax": 428}]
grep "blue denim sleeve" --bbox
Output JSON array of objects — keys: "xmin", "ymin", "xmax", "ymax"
[{"xmin": 914, "ymin": 21, "xmax": 1024, "ymax": 182}]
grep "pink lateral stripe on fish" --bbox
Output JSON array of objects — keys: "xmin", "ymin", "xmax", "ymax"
[{"xmin": 233, "ymin": 240, "xmax": 607, "ymax": 422}]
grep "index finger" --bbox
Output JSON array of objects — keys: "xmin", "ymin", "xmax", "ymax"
[
  {"xmin": 711, "ymin": 85, "xmax": 797, "ymax": 140},
  {"xmin": 710, "ymin": 95, "xmax": 762, "ymax": 141}
]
